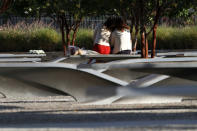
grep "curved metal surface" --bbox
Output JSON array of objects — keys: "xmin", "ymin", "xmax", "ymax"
[
  {"xmin": 118, "ymin": 85, "xmax": 197, "ymax": 97},
  {"xmin": 2, "ymin": 57, "xmax": 197, "ymax": 104},
  {"xmin": 88, "ymin": 57, "xmax": 197, "ymax": 82},
  {"xmin": 89, "ymin": 57, "xmax": 197, "ymax": 70},
  {"xmin": 106, "ymin": 62, "xmax": 197, "ymax": 81},
  {"xmin": 0, "ymin": 62, "xmax": 127, "ymax": 102},
  {"xmin": 0, "ymin": 53, "xmax": 46, "ymax": 58},
  {"xmin": 0, "ymin": 75, "xmax": 69, "ymax": 98},
  {"xmin": 73, "ymin": 56, "xmax": 197, "ymax": 104},
  {"xmin": 0, "ymin": 58, "xmax": 41, "ymax": 62},
  {"xmin": 102, "ymin": 66, "xmax": 197, "ymax": 87},
  {"xmin": 103, "ymin": 68, "xmax": 150, "ymax": 83}
]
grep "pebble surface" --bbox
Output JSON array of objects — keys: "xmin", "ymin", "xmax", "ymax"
[{"xmin": 0, "ymin": 96, "xmax": 197, "ymax": 130}]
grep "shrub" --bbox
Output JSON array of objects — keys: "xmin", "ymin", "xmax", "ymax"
[
  {"xmin": 74, "ymin": 28, "xmax": 94, "ymax": 49},
  {"xmin": 1, "ymin": 22, "xmax": 197, "ymax": 52},
  {"xmin": 137, "ymin": 26, "xmax": 197, "ymax": 50},
  {"xmin": 30, "ymin": 28, "xmax": 61, "ymax": 51},
  {"xmin": 0, "ymin": 21, "xmax": 61, "ymax": 52},
  {"xmin": 153, "ymin": 26, "xmax": 197, "ymax": 50}
]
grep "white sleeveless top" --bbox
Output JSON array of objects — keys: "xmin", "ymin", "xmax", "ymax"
[
  {"xmin": 110, "ymin": 29, "xmax": 132, "ymax": 54},
  {"xmin": 93, "ymin": 24, "xmax": 111, "ymax": 46}
]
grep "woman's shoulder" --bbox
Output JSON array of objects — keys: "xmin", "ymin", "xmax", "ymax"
[
  {"xmin": 113, "ymin": 29, "xmax": 130, "ymax": 34},
  {"xmin": 124, "ymin": 29, "xmax": 130, "ymax": 33}
]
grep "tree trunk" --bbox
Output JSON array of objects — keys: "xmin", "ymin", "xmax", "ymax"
[
  {"xmin": 139, "ymin": 0, "xmax": 146, "ymax": 58},
  {"xmin": 66, "ymin": 29, "xmax": 71, "ymax": 55},
  {"xmin": 133, "ymin": 26, "xmax": 139, "ymax": 52},
  {"xmin": 130, "ymin": 17, "xmax": 134, "ymax": 49},
  {"xmin": 60, "ymin": 16, "xmax": 66, "ymax": 56},
  {"xmin": 66, "ymin": 30, "xmax": 71, "ymax": 46},
  {"xmin": 72, "ymin": 30, "xmax": 77, "ymax": 46},
  {"xmin": 145, "ymin": 37, "xmax": 148, "ymax": 58},
  {"xmin": 133, "ymin": 38, "xmax": 137, "ymax": 52},
  {"xmin": 71, "ymin": 18, "xmax": 83, "ymax": 46},
  {"xmin": 64, "ymin": 16, "xmax": 72, "ymax": 56},
  {"xmin": 151, "ymin": 24, "xmax": 157, "ymax": 58},
  {"xmin": 151, "ymin": 0, "xmax": 161, "ymax": 58},
  {"xmin": 0, "ymin": 0, "xmax": 12, "ymax": 13},
  {"xmin": 141, "ymin": 31, "xmax": 146, "ymax": 58}
]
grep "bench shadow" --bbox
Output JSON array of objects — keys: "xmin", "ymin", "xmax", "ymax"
[{"xmin": 0, "ymin": 109, "xmax": 197, "ymax": 128}]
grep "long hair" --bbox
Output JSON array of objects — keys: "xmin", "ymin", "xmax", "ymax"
[
  {"xmin": 103, "ymin": 17, "xmax": 115, "ymax": 31},
  {"xmin": 114, "ymin": 17, "xmax": 130, "ymax": 32}
]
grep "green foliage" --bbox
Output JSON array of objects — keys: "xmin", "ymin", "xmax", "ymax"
[
  {"xmin": 0, "ymin": 22, "xmax": 61, "ymax": 52},
  {"xmin": 4, "ymin": 0, "xmax": 48, "ymax": 18},
  {"xmin": 3, "ymin": 0, "xmax": 197, "ymax": 54},
  {"xmin": 166, "ymin": 0, "xmax": 197, "ymax": 26},
  {"xmin": 30, "ymin": 28, "xmax": 61, "ymax": 50},
  {"xmin": 136, "ymin": 26, "xmax": 197, "ymax": 50},
  {"xmin": 1, "ymin": 25, "xmax": 197, "ymax": 52},
  {"xmin": 74, "ymin": 29, "xmax": 93, "ymax": 49},
  {"xmin": 156, "ymin": 26, "xmax": 197, "ymax": 49}
]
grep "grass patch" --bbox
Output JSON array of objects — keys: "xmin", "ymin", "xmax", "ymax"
[
  {"xmin": 149, "ymin": 26, "xmax": 197, "ymax": 50},
  {"xmin": 0, "ymin": 22, "xmax": 197, "ymax": 52},
  {"xmin": 75, "ymin": 28, "xmax": 94, "ymax": 49},
  {"xmin": 0, "ymin": 21, "xmax": 61, "ymax": 52}
]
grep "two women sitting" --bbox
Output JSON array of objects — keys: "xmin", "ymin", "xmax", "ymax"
[{"xmin": 93, "ymin": 17, "xmax": 132, "ymax": 55}]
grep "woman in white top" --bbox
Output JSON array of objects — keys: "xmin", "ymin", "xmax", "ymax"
[
  {"xmin": 110, "ymin": 17, "xmax": 132, "ymax": 54},
  {"xmin": 93, "ymin": 17, "xmax": 113, "ymax": 54}
]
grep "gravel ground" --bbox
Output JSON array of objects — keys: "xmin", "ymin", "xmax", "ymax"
[{"xmin": 0, "ymin": 96, "xmax": 197, "ymax": 130}]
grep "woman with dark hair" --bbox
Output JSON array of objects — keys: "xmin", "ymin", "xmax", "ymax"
[
  {"xmin": 93, "ymin": 17, "xmax": 114, "ymax": 54},
  {"xmin": 110, "ymin": 17, "xmax": 132, "ymax": 54}
]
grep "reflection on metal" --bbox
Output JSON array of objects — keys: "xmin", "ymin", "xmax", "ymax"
[
  {"xmin": 50, "ymin": 57, "xmax": 67, "ymax": 63},
  {"xmin": 81, "ymin": 54, "xmax": 140, "ymax": 62},
  {"xmin": 99, "ymin": 61, "xmax": 197, "ymax": 81},
  {"xmin": 0, "ymin": 62, "xmax": 127, "ymax": 102},
  {"xmin": 0, "ymin": 58, "xmax": 41, "ymax": 62},
  {"xmin": 112, "ymin": 96, "xmax": 183, "ymax": 104},
  {"xmin": 2, "ymin": 55, "xmax": 197, "ymax": 104},
  {"xmin": 0, "ymin": 53, "xmax": 46, "ymax": 62},
  {"xmin": 117, "ymin": 85, "xmax": 197, "ymax": 98},
  {"xmin": 157, "ymin": 51, "xmax": 197, "ymax": 57},
  {"xmin": 0, "ymin": 53, "xmax": 46, "ymax": 58},
  {"xmin": 127, "ymin": 74, "xmax": 170, "ymax": 88},
  {"xmin": 88, "ymin": 57, "xmax": 197, "ymax": 70},
  {"xmin": 83, "ymin": 84, "xmax": 197, "ymax": 105},
  {"xmin": 77, "ymin": 57, "xmax": 197, "ymax": 104},
  {"xmin": 65, "ymin": 51, "xmax": 197, "ymax": 65},
  {"xmin": 0, "ymin": 91, "xmax": 6, "ymax": 98}
]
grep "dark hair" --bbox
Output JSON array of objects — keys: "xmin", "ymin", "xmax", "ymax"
[
  {"xmin": 113, "ymin": 17, "xmax": 130, "ymax": 31},
  {"xmin": 103, "ymin": 17, "xmax": 116, "ymax": 31}
]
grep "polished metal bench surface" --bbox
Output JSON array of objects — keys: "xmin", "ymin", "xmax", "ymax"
[
  {"xmin": 0, "ymin": 58, "xmax": 41, "ymax": 62},
  {"xmin": 0, "ymin": 53, "xmax": 46, "ymax": 58}
]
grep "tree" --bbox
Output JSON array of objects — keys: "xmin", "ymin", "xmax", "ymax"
[
  {"xmin": 44, "ymin": 0, "xmax": 93, "ymax": 55},
  {"xmin": 0, "ymin": 0, "xmax": 13, "ymax": 14},
  {"xmin": 165, "ymin": 0, "xmax": 197, "ymax": 26},
  {"xmin": 3, "ymin": 0, "xmax": 196, "ymax": 56},
  {"xmin": 150, "ymin": 0, "xmax": 197, "ymax": 58},
  {"xmin": 7, "ymin": 0, "xmax": 48, "ymax": 20},
  {"xmin": 107, "ymin": 0, "xmax": 196, "ymax": 58}
]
